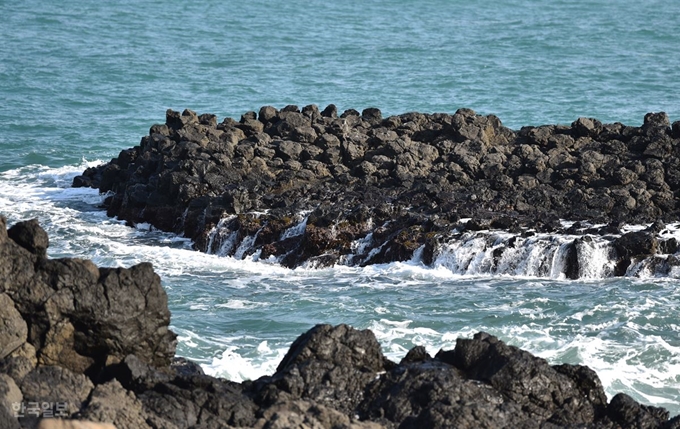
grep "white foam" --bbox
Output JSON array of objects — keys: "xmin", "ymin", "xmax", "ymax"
[
  {"xmin": 233, "ymin": 228, "xmax": 262, "ymax": 260},
  {"xmin": 280, "ymin": 215, "xmax": 308, "ymax": 240},
  {"xmin": 205, "ymin": 215, "xmax": 237, "ymax": 255},
  {"xmin": 215, "ymin": 299, "xmax": 269, "ymax": 309},
  {"xmin": 172, "ymin": 327, "xmax": 201, "ymax": 348},
  {"xmin": 189, "ymin": 303, "xmax": 210, "ymax": 311},
  {"xmin": 202, "ymin": 343, "xmax": 288, "ymax": 383},
  {"xmin": 367, "ymin": 319, "xmax": 461, "ymax": 361},
  {"xmin": 535, "ymin": 333, "xmax": 680, "ymax": 408}
]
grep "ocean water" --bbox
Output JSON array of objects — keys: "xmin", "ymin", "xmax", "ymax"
[{"xmin": 1, "ymin": 0, "xmax": 679, "ymax": 415}]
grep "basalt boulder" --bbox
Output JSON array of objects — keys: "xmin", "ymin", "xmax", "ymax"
[
  {"xmin": 252, "ymin": 324, "xmax": 391, "ymax": 415},
  {"xmin": 0, "ymin": 222, "xmax": 177, "ymax": 374}
]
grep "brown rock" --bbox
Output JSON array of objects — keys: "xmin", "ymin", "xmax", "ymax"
[
  {"xmin": 78, "ymin": 380, "xmax": 152, "ymax": 429},
  {"xmin": 0, "ymin": 373, "xmax": 22, "ymax": 410},
  {"xmin": 21, "ymin": 366, "xmax": 94, "ymax": 416},
  {"xmin": 0, "ymin": 342, "xmax": 37, "ymax": 383},
  {"xmin": 0, "ymin": 293, "xmax": 27, "ymax": 360},
  {"xmin": 253, "ymin": 400, "xmax": 384, "ymax": 429},
  {"xmin": 7, "ymin": 219, "xmax": 49, "ymax": 258},
  {"xmin": 36, "ymin": 420, "xmax": 117, "ymax": 429}
]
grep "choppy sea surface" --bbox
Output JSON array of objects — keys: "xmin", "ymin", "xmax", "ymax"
[{"xmin": 1, "ymin": 0, "xmax": 679, "ymax": 414}]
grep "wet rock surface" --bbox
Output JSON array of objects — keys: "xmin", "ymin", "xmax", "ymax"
[
  {"xmin": 73, "ymin": 106, "xmax": 680, "ymax": 272},
  {"xmin": 1, "ymin": 217, "xmax": 678, "ymax": 428}
]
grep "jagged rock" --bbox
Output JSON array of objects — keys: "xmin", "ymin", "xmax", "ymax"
[
  {"xmin": 170, "ymin": 357, "xmax": 205, "ymax": 378},
  {"xmin": 572, "ymin": 117, "xmax": 602, "ymax": 138},
  {"xmin": 7, "ymin": 219, "xmax": 49, "ymax": 258},
  {"xmin": 111, "ymin": 354, "xmax": 172, "ymax": 393},
  {"xmin": 451, "ymin": 332, "xmax": 605, "ymax": 423},
  {"xmin": 360, "ymin": 360, "xmax": 525, "ymax": 428},
  {"xmin": 36, "ymin": 420, "xmax": 116, "ymax": 429},
  {"xmin": 77, "ymin": 380, "xmax": 152, "ymax": 429},
  {"xmin": 613, "ymin": 230, "xmax": 659, "ymax": 275},
  {"xmin": 643, "ymin": 112, "xmax": 671, "ymax": 129},
  {"xmin": 400, "ymin": 346, "xmax": 431, "ymax": 364},
  {"xmin": 20, "ymin": 366, "xmax": 94, "ymax": 417},
  {"xmin": 360, "ymin": 331, "xmax": 636, "ymax": 428},
  {"xmin": 607, "ymin": 393, "xmax": 669, "ymax": 429},
  {"xmin": 276, "ymin": 324, "xmax": 385, "ymax": 373},
  {"xmin": 0, "ymin": 293, "xmax": 27, "ymax": 360},
  {"xmin": 252, "ymin": 400, "xmax": 384, "ymax": 429},
  {"xmin": 0, "ymin": 217, "xmax": 176, "ymax": 374},
  {"xmin": 0, "ymin": 344, "xmax": 37, "ymax": 385},
  {"xmin": 138, "ymin": 375, "xmax": 256, "ymax": 428},
  {"xmin": 254, "ymin": 324, "xmax": 389, "ymax": 415},
  {"xmin": 0, "ymin": 373, "xmax": 22, "ymax": 411},
  {"xmin": 68, "ymin": 263, "xmax": 177, "ymax": 368},
  {"xmin": 37, "ymin": 261, "xmax": 174, "ymax": 372}
]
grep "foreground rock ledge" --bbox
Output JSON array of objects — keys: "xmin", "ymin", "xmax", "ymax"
[
  {"xmin": 1, "ymin": 218, "xmax": 678, "ymax": 428},
  {"xmin": 73, "ymin": 106, "xmax": 680, "ymax": 271}
]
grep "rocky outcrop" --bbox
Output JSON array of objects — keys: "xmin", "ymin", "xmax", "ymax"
[
  {"xmin": 1, "ymin": 217, "xmax": 678, "ymax": 428},
  {"xmin": 73, "ymin": 106, "xmax": 680, "ymax": 272},
  {"xmin": 0, "ymin": 217, "xmax": 176, "ymax": 376}
]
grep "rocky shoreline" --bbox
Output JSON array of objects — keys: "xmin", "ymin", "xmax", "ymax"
[
  {"xmin": 73, "ymin": 106, "xmax": 680, "ymax": 276},
  {"xmin": 1, "ymin": 217, "xmax": 678, "ymax": 428}
]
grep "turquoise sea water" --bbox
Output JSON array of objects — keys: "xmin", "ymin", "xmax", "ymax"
[{"xmin": 1, "ymin": 0, "xmax": 679, "ymax": 414}]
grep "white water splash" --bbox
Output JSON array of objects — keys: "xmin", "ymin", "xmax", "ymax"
[
  {"xmin": 234, "ymin": 227, "xmax": 263, "ymax": 260},
  {"xmin": 434, "ymin": 232, "xmax": 574, "ymax": 278},
  {"xmin": 280, "ymin": 215, "xmax": 309, "ymax": 240},
  {"xmin": 576, "ymin": 238, "xmax": 616, "ymax": 279},
  {"xmin": 430, "ymin": 228, "xmax": 679, "ymax": 280},
  {"xmin": 202, "ymin": 341, "xmax": 288, "ymax": 383},
  {"xmin": 205, "ymin": 215, "xmax": 237, "ymax": 255}
]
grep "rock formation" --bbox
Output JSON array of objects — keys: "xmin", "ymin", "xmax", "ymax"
[
  {"xmin": 72, "ymin": 106, "xmax": 680, "ymax": 274},
  {"xmin": 1, "ymin": 217, "xmax": 678, "ymax": 428}
]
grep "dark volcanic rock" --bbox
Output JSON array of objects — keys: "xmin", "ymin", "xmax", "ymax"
[
  {"xmin": 20, "ymin": 365, "xmax": 94, "ymax": 416},
  {"xmin": 0, "ymin": 218, "xmax": 677, "ymax": 428},
  {"xmin": 77, "ymin": 379, "xmax": 151, "ymax": 429},
  {"xmin": 0, "ymin": 217, "xmax": 176, "ymax": 376},
  {"xmin": 253, "ymin": 324, "xmax": 389, "ymax": 415},
  {"xmin": 449, "ymin": 332, "xmax": 606, "ymax": 424},
  {"xmin": 7, "ymin": 219, "xmax": 49, "ymax": 258},
  {"xmin": 613, "ymin": 230, "xmax": 659, "ymax": 275},
  {"xmin": 72, "ymin": 106, "xmax": 680, "ymax": 271},
  {"xmin": 607, "ymin": 393, "xmax": 670, "ymax": 429},
  {"xmin": 275, "ymin": 324, "xmax": 386, "ymax": 373}
]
